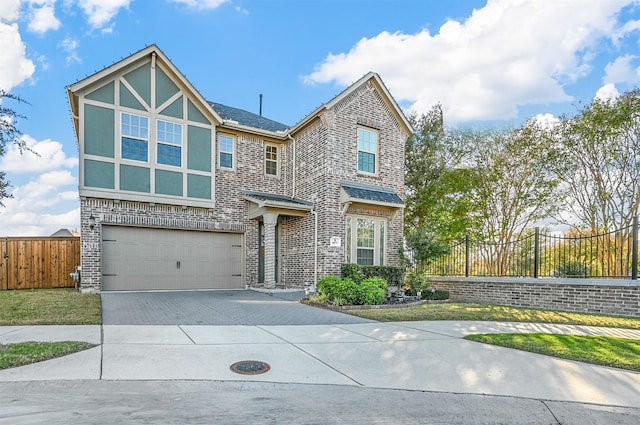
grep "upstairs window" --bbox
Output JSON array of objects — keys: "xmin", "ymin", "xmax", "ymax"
[
  {"xmin": 219, "ymin": 134, "xmax": 234, "ymax": 169},
  {"xmin": 121, "ymin": 113, "xmax": 149, "ymax": 162},
  {"xmin": 265, "ymin": 144, "xmax": 279, "ymax": 176},
  {"xmin": 157, "ymin": 120, "xmax": 182, "ymax": 167},
  {"xmin": 357, "ymin": 127, "xmax": 378, "ymax": 174}
]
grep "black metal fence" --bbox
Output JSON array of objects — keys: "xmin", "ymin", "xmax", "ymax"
[{"xmin": 419, "ymin": 216, "xmax": 639, "ymax": 280}]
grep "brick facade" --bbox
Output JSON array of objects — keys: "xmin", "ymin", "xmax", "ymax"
[
  {"xmin": 71, "ymin": 46, "xmax": 409, "ymax": 291},
  {"xmin": 431, "ymin": 277, "xmax": 640, "ymax": 318}
]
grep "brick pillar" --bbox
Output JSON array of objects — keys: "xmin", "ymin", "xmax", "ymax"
[{"xmin": 263, "ymin": 212, "xmax": 278, "ymax": 288}]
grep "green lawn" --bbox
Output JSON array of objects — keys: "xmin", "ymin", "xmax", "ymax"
[
  {"xmin": 0, "ymin": 289, "xmax": 101, "ymax": 325},
  {"xmin": 347, "ymin": 302, "xmax": 640, "ymax": 329},
  {"xmin": 465, "ymin": 333, "xmax": 640, "ymax": 372},
  {"xmin": 0, "ymin": 289, "xmax": 101, "ymax": 370},
  {"xmin": 0, "ymin": 341, "xmax": 97, "ymax": 370},
  {"xmin": 346, "ymin": 302, "xmax": 640, "ymax": 371}
]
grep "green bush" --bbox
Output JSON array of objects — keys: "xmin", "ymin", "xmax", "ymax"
[
  {"xmin": 553, "ymin": 262, "xmax": 588, "ymax": 278},
  {"xmin": 316, "ymin": 276, "xmax": 342, "ymax": 303},
  {"xmin": 341, "ymin": 263, "xmax": 403, "ymax": 286},
  {"xmin": 424, "ymin": 289, "xmax": 449, "ymax": 301},
  {"xmin": 316, "ymin": 274, "xmax": 388, "ymax": 306},
  {"xmin": 357, "ymin": 277, "xmax": 387, "ymax": 305},
  {"xmin": 333, "ymin": 278, "xmax": 358, "ymax": 306},
  {"xmin": 340, "ymin": 263, "xmax": 365, "ymax": 284},
  {"xmin": 404, "ymin": 270, "xmax": 430, "ymax": 296}
]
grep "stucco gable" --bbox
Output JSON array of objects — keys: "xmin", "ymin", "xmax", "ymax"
[{"xmin": 66, "ymin": 45, "xmax": 223, "ymax": 141}]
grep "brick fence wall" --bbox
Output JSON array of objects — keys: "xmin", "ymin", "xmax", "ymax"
[{"xmin": 429, "ymin": 277, "xmax": 640, "ymax": 318}]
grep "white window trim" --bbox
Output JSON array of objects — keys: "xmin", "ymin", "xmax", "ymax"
[
  {"xmin": 218, "ymin": 133, "xmax": 236, "ymax": 170},
  {"xmin": 345, "ymin": 215, "xmax": 387, "ymax": 266},
  {"xmin": 156, "ymin": 118, "xmax": 183, "ymax": 168},
  {"xmin": 357, "ymin": 126, "xmax": 379, "ymax": 176},
  {"xmin": 120, "ymin": 111, "xmax": 150, "ymax": 163},
  {"xmin": 264, "ymin": 143, "xmax": 280, "ymax": 177}
]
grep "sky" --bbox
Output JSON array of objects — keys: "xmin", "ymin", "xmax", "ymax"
[{"xmin": 1, "ymin": 0, "xmax": 640, "ymax": 236}]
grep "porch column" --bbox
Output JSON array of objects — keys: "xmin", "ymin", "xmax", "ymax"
[{"xmin": 263, "ymin": 212, "xmax": 278, "ymax": 289}]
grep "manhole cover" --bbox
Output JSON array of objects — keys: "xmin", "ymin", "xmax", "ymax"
[{"xmin": 230, "ymin": 360, "xmax": 271, "ymax": 375}]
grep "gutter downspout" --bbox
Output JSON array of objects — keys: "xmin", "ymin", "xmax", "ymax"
[
  {"xmin": 311, "ymin": 208, "xmax": 318, "ymax": 288},
  {"xmin": 287, "ymin": 133, "xmax": 296, "ymax": 198}
]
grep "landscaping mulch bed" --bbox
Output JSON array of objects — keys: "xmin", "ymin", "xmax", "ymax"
[{"xmin": 301, "ymin": 298, "xmax": 448, "ymax": 311}]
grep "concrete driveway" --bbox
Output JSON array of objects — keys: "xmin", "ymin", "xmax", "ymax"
[{"xmin": 101, "ymin": 289, "xmax": 373, "ymax": 325}]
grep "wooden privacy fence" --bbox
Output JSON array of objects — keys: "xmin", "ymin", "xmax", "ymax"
[{"xmin": 0, "ymin": 237, "xmax": 80, "ymax": 290}]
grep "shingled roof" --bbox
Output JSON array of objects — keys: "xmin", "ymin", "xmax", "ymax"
[
  {"xmin": 242, "ymin": 190, "xmax": 313, "ymax": 207},
  {"xmin": 209, "ymin": 102, "xmax": 289, "ymax": 132},
  {"xmin": 340, "ymin": 181, "xmax": 404, "ymax": 206}
]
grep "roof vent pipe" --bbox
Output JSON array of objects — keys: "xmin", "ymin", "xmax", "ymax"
[{"xmin": 259, "ymin": 93, "xmax": 263, "ymax": 116}]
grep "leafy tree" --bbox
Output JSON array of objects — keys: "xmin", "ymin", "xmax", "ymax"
[
  {"xmin": 552, "ymin": 89, "xmax": 640, "ymax": 234},
  {"xmin": 470, "ymin": 124, "xmax": 559, "ymax": 239},
  {"xmin": 404, "ymin": 104, "xmax": 478, "ymax": 267},
  {"xmin": 465, "ymin": 123, "xmax": 560, "ymax": 275},
  {"xmin": 550, "ymin": 90, "xmax": 640, "ymax": 277},
  {"xmin": 0, "ymin": 90, "xmax": 29, "ymax": 207}
]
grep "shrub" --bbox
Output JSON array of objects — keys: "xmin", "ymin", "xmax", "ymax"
[
  {"xmin": 553, "ymin": 262, "xmax": 588, "ymax": 278},
  {"xmin": 316, "ymin": 276, "xmax": 342, "ymax": 303},
  {"xmin": 341, "ymin": 263, "xmax": 403, "ymax": 286},
  {"xmin": 356, "ymin": 277, "xmax": 387, "ymax": 305},
  {"xmin": 316, "ymin": 274, "xmax": 388, "ymax": 306},
  {"xmin": 340, "ymin": 263, "xmax": 365, "ymax": 284},
  {"xmin": 362, "ymin": 265, "xmax": 403, "ymax": 286},
  {"xmin": 424, "ymin": 289, "xmax": 449, "ymax": 301},
  {"xmin": 333, "ymin": 278, "xmax": 358, "ymax": 306},
  {"xmin": 404, "ymin": 270, "xmax": 430, "ymax": 296}
]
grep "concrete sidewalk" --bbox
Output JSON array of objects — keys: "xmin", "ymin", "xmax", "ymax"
[{"xmin": 1, "ymin": 321, "xmax": 639, "ymax": 409}]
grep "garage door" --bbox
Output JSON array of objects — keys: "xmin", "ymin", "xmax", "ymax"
[{"xmin": 101, "ymin": 226, "xmax": 243, "ymax": 291}]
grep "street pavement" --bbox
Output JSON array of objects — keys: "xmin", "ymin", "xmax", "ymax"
[{"xmin": 0, "ymin": 290, "xmax": 639, "ymax": 424}]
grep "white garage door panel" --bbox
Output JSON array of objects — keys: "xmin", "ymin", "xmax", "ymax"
[{"xmin": 102, "ymin": 226, "xmax": 243, "ymax": 291}]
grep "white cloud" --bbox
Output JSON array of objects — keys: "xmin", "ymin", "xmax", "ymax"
[
  {"xmin": 169, "ymin": 0, "xmax": 230, "ymax": 10},
  {"xmin": 0, "ymin": 134, "xmax": 80, "ymax": 236},
  {"xmin": 0, "ymin": 22, "xmax": 36, "ymax": 91},
  {"xmin": 0, "ymin": 166, "xmax": 79, "ymax": 236},
  {"xmin": 303, "ymin": 0, "xmax": 634, "ymax": 123},
  {"xmin": 0, "ymin": 0, "xmax": 20, "ymax": 22},
  {"xmin": 613, "ymin": 18, "xmax": 640, "ymax": 43},
  {"xmin": 77, "ymin": 0, "xmax": 130, "ymax": 30},
  {"xmin": 36, "ymin": 53, "xmax": 49, "ymax": 71},
  {"xmin": 17, "ymin": 170, "xmax": 76, "ymax": 206},
  {"xmin": 0, "ymin": 206, "xmax": 80, "ymax": 236},
  {"xmin": 0, "ymin": 167, "xmax": 79, "ymax": 236},
  {"xmin": 595, "ymin": 83, "xmax": 620, "ymax": 101},
  {"xmin": 100, "ymin": 22, "xmax": 114, "ymax": 35},
  {"xmin": 603, "ymin": 54, "xmax": 640, "ymax": 84},
  {"xmin": 27, "ymin": 3, "xmax": 61, "ymax": 33},
  {"xmin": 529, "ymin": 113, "xmax": 560, "ymax": 128},
  {"xmin": 59, "ymin": 36, "xmax": 80, "ymax": 64},
  {"xmin": 0, "ymin": 135, "xmax": 77, "ymax": 173}
]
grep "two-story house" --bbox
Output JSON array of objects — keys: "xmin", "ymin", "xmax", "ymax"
[{"xmin": 67, "ymin": 45, "xmax": 410, "ymax": 291}]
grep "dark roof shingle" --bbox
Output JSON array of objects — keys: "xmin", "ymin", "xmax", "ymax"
[
  {"xmin": 242, "ymin": 190, "xmax": 313, "ymax": 207},
  {"xmin": 210, "ymin": 102, "xmax": 289, "ymax": 132},
  {"xmin": 341, "ymin": 181, "xmax": 403, "ymax": 205}
]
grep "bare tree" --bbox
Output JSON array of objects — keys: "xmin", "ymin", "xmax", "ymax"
[
  {"xmin": 468, "ymin": 123, "xmax": 560, "ymax": 275},
  {"xmin": 551, "ymin": 89, "xmax": 640, "ymax": 276},
  {"xmin": 1, "ymin": 90, "xmax": 29, "ymax": 206}
]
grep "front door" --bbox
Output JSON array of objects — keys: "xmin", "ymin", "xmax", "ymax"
[{"xmin": 258, "ymin": 221, "xmax": 279, "ymax": 284}]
